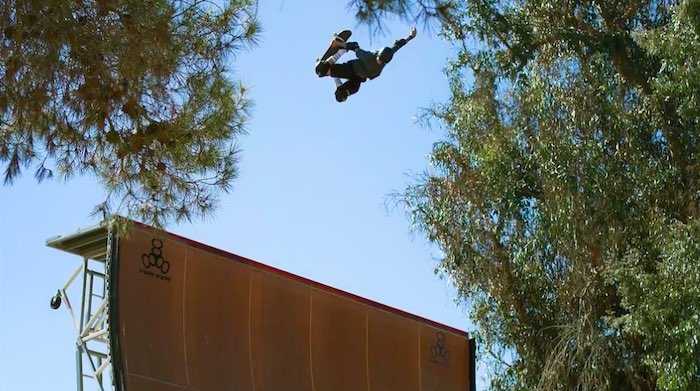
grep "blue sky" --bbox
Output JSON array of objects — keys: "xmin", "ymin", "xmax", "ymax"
[{"xmin": 0, "ymin": 1, "xmax": 482, "ymax": 389}]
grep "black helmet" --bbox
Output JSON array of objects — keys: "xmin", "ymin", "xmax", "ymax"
[{"xmin": 378, "ymin": 47, "xmax": 394, "ymax": 64}]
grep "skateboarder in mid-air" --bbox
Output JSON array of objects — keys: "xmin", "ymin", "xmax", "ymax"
[{"xmin": 315, "ymin": 27, "xmax": 417, "ymax": 102}]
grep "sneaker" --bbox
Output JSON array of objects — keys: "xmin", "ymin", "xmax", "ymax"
[{"xmin": 335, "ymin": 88, "xmax": 349, "ymax": 102}]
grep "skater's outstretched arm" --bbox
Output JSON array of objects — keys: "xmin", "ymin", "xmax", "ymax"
[
  {"xmin": 391, "ymin": 26, "xmax": 417, "ymax": 53},
  {"xmin": 342, "ymin": 41, "xmax": 376, "ymax": 60}
]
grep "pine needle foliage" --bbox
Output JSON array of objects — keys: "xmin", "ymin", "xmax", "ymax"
[{"xmin": 0, "ymin": 0, "xmax": 260, "ymax": 226}]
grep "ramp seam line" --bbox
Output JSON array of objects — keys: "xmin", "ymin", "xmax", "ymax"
[
  {"xmin": 182, "ymin": 248, "xmax": 190, "ymax": 386},
  {"xmin": 248, "ymin": 273, "xmax": 256, "ymax": 391},
  {"xmin": 309, "ymin": 294, "xmax": 316, "ymax": 391},
  {"xmin": 366, "ymin": 312, "xmax": 371, "ymax": 391}
]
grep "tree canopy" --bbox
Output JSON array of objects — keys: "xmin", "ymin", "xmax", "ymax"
[
  {"xmin": 351, "ymin": 0, "xmax": 700, "ymax": 389},
  {"xmin": 0, "ymin": 0, "xmax": 259, "ymax": 225}
]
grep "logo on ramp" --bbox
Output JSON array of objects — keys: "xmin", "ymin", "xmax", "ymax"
[
  {"xmin": 430, "ymin": 331, "xmax": 450, "ymax": 365},
  {"xmin": 140, "ymin": 239, "xmax": 171, "ymax": 281}
]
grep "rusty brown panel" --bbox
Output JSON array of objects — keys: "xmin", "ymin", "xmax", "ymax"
[
  {"xmin": 118, "ymin": 227, "xmax": 188, "ymax": 386},
  {"xmin": 251, "ymin": 271, "xmax": 312, "ymax": 391},
  {"xmin": 420, "ymin": 326, "xmax": 469, "ymax": 391},
  {"xmin": 367, "ymin": 308, "xmax": 421, "ymax": 391},
  {"xmin": 114, "ymin": 222, "xmax": 471, "ymax": 391},
  {"xmin": 310, "ymin": 290, "xmax": 368, "ymax": 391},
  {"xmin": 184, "ymin": 247, "xmax": 253, "ymax": 391},
  {"xmin": 249, "ymin": 270, "xmax": 265, "ymax": 391},
  {"xmin": 126, "ymin": 374, "xmax": 186, "ymax": 391}
]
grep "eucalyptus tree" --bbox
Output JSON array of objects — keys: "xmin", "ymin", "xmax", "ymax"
[{"xmin": 350, "ymin": 0, "xmax": 700, "ymax": 389}]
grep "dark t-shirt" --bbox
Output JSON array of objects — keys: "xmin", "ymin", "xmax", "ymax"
[
  {"xmin": 352, "ymin": 48, "xmax": 383, "ymax": 79},
  {"xmin": 351, "ymin": 38, "xmax": 409, "ymax": 80}
]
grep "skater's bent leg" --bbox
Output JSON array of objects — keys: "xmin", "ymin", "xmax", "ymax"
[
  {"xmin": 318, "ymin": 58, "xmax": 355, "ymax": 78},
  {"xmin": 329, "ymin": 61, "xmax": 358, "ymax": 79},
  {"xmin": 345, "ymin": 79, "xmax": 362, "ymax": 95},
  {"xmin": 335, "ymin": 79, "xmax": 362, "ymax": 102}
]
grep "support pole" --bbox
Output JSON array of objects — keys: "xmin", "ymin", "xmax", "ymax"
[
  {"xmin": 79, "ymin": 257, "xmax": 88, "ymax": 333},
  {"xmin": 87, "ymin": 269, "xmax": 95, "ymax": 323},
  {"xmin": 76, "ymin": 344, "xmax": 84, "ymax": 391}
]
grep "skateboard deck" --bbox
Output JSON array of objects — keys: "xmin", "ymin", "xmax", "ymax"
[{"xmin": 315, "ymin": 29, "xmax": 352, "ymax": 77}]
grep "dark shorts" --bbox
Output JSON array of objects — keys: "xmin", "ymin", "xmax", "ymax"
[
  {"xmin": 329, "ymin": 60, "xmax": 360, "ymax": 80},
  {"xmin": 329, "ymin": 60, "xmax": 365, "ymax": 99}
]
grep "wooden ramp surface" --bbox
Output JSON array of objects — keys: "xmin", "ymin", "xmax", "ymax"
[{"xmin": 115, "ymin": 224, "xmax": 473, "ymax": 391}]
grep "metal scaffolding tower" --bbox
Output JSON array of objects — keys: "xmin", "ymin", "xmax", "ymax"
[{"xmin": 47, "ymin": 224, "xmax": 115, "ymax": 391}]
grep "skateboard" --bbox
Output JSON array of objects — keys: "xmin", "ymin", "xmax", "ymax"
[{"xmin": 315, "ymin": 29, "xmax": 352, "ymax": 77}]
